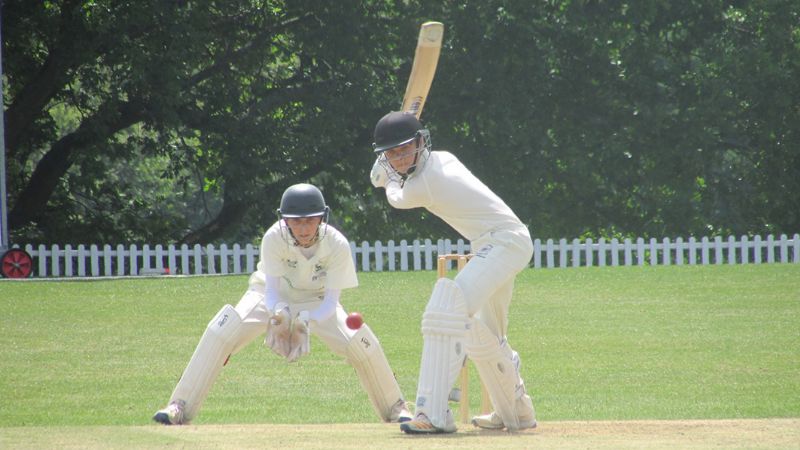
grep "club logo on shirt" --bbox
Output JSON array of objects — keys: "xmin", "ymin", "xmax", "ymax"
[
  {"xmin": 286, "ymin": 259, "xmax": 297, "ymax": 268},
  {"xmin": 311, "ymin": 263, "xmax": 327, "ymax": 282}
]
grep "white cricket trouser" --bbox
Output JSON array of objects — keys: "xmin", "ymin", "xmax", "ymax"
[
  {"xmin": 455, "ymin": 226, "xmax": 535, "ymax": 426},
  {"xmin": 455, "ymin": 227, "xmax": 533, "ymax": 335}
]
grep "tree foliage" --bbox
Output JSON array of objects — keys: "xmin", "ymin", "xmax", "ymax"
[{"xmin": 3, "ymin": 1, "xmax": 798, "ymax": 245}]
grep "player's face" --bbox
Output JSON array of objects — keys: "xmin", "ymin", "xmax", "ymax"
[
  {"xmin": 285, "ymin": 216, "xmax": 323, "ymax": 247},
  {"xmin": 384, "ymin": 140, "xmax": 418, "ymax": 175}
]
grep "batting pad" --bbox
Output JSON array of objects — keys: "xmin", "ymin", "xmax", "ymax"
[
  {"xmin": 169, "ymin": 304, "xmax": 242, "ymax": 422},
  {"xmin": 464, "ymin": 319, "xmax": 526, "ymax": 431},
  {"xmin": 346, "ymin": 325, "xmax": 404, "ymax": 422},
  {"xmin": 417, "ymin": 278, "xmax": 469, "ymax": 429}
]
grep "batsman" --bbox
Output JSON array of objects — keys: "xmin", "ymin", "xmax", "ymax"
[
  {"xmin": 370, "ymin": 112, "xmax": 537, "ymax": 433},
  {"xmin": 153, "ymin": 183, "xmax": 412, "ymax": 425}
]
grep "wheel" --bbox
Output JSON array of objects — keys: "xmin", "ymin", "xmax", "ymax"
[{"xmin": 1, "ymin": 248, "xmax": 34, "ymax": 278}]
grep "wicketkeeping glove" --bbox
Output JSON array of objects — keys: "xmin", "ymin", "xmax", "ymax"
[
  {"xmin": 265, "ymin": 303, "xmax": 292, "ymax": 358},
  {"xmin": 286, "ymin": 310, "xmax": 310, "ymax": 363}
]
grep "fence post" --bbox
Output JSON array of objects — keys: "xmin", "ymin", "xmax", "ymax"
[
  {"xmin": 456, "ymin": 239, "xmax": 468, "ymax": 256},
  {"xmin": 436, "ymin": 239, "xmax": 447, "ymax": 270},
  {"xmin": 387, "ymin": 240, "xmax": 396, "ymax": 272},
  {"xmin": 571, "ymin": 238, "xmax": 581, "ymax": 267},
  {"xmin": 116, "ymin": 244, "xmax": 125, "ymax": 276},
  {"xmin": 398, "ymin": 240, "xmax": 407, "ymax": 271},
  {"xmin": 610, "ymin": 238, "xmax": 619, "ymax": 267},
  {"xmin": 741, "ymin": 235, "xmax": 749, "ymax": 264},
  {"xmin": 700, "ymin": 237, "xmax": 708, "ymax": 265},
  {"xmin": 181, "ymin": 244, "xmax": 190, "ymax": 274},
  {"xmin": 246, "ymin": 244, "xmax": 256, "ymax": 273},
  {"xmin": 635, "ymin": 238, "xmax": 644, "ymax": 266},
  {"xmin": 192, "ymin": 244, "xmax": 203, "ymax": 275},
  {"xmin": 77, "ymin": 244, "xmax": 87, "ymax": 276},
  {"xmin": 662, "ymin": 237, "xmax": 671, "ymax": 266},
  {"xmin": 65, "ymin": 244, "xmax": 74, "ymax": 276},
  {"xmin": 168, "ymin": 244, "xmax": 177, "ymax": 274},
  {"xmin": 422, "ymin": 239, "xmax": 433, "ymax": 270},
  {"xmin": 600, "ymin": 238, "xmax": 608, "ymax": 266},
  {"xmin": 649, "ymin": 238, "xmax": 658, "ymax": 266},
  {"xmin": 128, "ymin": 244, "xmax": 139, "ymax": 276},
  {"xmin": 232, "ymin": 244, "xmax": 242, "ymax": 274},
  {"xmin": 533, "ymin": 238, "xmax": 542, "ymax": 268},
  {"xmin": 51, "ymin": 244, "xmax": 60, "ymax": 277},
  {"xmin": 424, "ymin": 239, "xmax": 433, "ymax": 270},
  {"xmin": 141, "ymin": 244, "xmax": 151, "ymax": 273},
  {"xmin": 373, "ymin": 241, "xmax": 383, "ymax": 272},
  {"xmin": 89, "ymin": 244, "xmax": 99, "ymax": 277},
  {"xmin": 714, "ymin": 236, "xmax": 723, "ymax": 264},
  {"xmin": 778, "ymin": 234, "xmax": 788, "ymax": 263},
  {"xmin": 360, "ymin": 241, "xmax": 370, "ymax": 272},
  {"xmin": 156, "ymin": 244, "xmax": 165, "ymax": 272},
  {"xmin": 206, "ymin": 244, "xmax": 217, "ymax": 274},
  {"xmin": 103, "ymin": 244, "xmax": 113, "ymax": 276},
  {"xmin": 728, "ymin": 235, "xmax": 737, "ymax": 264},
  {"xmin": 38, "ymin": 244, "xmax": 48, "ymax": 277},
  {"xmin": 753, "ymin": 235, "xmax": 762, "ymax": 264},
  {"xmin": 219, "ymin": 243, "xmax": 229, "ymax": 275}
]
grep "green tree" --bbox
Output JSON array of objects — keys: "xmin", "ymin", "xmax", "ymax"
[
  {"xmin": 427, "ymin": 0, "xmax": 799, "ymax": 239},
  {"xmin": 3, "ymin": 1, "xmax": 798, "ymax": 246},
  {"xmin": 3, "ymin": 0, "xmax": 425, "ymax": 244}
]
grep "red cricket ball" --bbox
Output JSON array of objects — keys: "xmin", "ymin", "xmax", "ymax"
[{"xmin": 346, "ymin": 312, "xmax": 364, "ymax": 330}]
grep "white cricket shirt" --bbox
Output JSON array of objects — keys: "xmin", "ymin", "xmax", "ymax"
[
  {"xmin": 384, "ymin": 151, "xmax": 525, "ymax": 241},
  {"xmin": 248, "ymin": 221, "xmax": 358, "ymax": 302}
]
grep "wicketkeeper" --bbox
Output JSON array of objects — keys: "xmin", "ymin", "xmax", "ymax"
[
  {"xmin": 370, "ymin": 112, "xmax": 537, "ymax": 434},
  {"xmin": 153, "ymin": 183, "xmax": 412, "ymax": 425}
]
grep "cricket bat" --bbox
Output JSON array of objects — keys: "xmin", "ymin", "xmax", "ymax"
[{"xmin": 401, "ymin": 21, "xmax": 444, "ymax": 119}]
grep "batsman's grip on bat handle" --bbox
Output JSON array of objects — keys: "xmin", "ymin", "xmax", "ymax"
[{"xmin": 436, "ymin": 254, "xmax": 491, "ymax": 424}]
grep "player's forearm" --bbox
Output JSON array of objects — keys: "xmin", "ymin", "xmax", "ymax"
[
  {"xmin": 308, "ymin": 289, "xmax": 341, "ymax": 323},
  {"xmin": 263, "ymin": 275, "xmax": 283, "ymax": 311}
]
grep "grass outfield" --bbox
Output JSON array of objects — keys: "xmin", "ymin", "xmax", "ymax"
[{"xmin": 0, "ymin": 264, "xmax": 798, "ymax": 447}]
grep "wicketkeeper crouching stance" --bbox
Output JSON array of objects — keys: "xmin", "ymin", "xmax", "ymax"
[
  {"xmin": 153, "ymin": 183, "xmax": 412, "ymax": 425},
  {"xmin": 370, "ymin": 112, "xmax": 537, "ymax": 434}
]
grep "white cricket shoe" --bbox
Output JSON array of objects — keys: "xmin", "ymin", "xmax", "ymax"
[
  {"xmin": 471, "ymin": 411, "xmax": 537, "ymax": 431},
  {"xmin": 389, "ymin": 399, "xmax": 414, "ymax": 423},
  {"xmin": 472, "ymin": 393, "xmax": 537, "ymax": 431},
  {"xmin": 152, "ymin": 400, "xmax": 186, "ymax": 425},
  {"xmin": 400, "ymin": 411, "xmax": 456, "ymax": 434}
]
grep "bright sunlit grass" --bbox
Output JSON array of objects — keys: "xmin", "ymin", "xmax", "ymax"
[{"xmin": 0, "ymin": 263, "xmax": 797, "ymax": 426}]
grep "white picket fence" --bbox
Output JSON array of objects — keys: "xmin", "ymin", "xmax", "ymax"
[{"xmin": 14, "ymin": 233, "xmax": 800, "ymax": 278}]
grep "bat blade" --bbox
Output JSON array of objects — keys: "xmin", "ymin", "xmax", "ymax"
[{"xmin": 401, "ymin": 21, "xmax": 444, "ymax": 119}]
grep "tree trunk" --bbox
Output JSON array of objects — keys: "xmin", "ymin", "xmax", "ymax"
[{"xmin": 9, "ymin": 101, "xmax": 145, "ymax": 229}]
